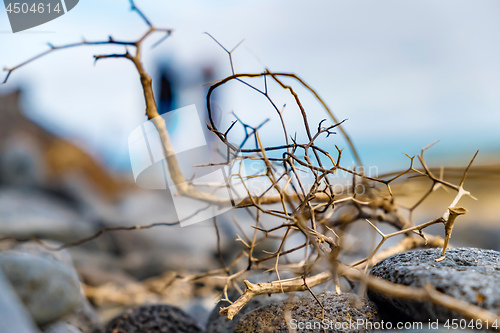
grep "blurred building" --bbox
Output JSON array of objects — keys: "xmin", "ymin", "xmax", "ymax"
[{"xmin": 0, "ymin": 89, "xmax": 129, "ymax": 202}]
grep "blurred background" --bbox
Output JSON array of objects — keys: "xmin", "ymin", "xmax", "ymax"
[
  {"xmin": 1, "ymin": 0, "xmax": 499, "ymax": 325},
  {"xmin": 2, "ymin": 0, "xmax": 500, "ymax": 168}
]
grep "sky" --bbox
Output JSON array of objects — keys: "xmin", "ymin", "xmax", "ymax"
[{"xmin": 1, "ymin": 0, "xmax": 499, "ymax": 173}]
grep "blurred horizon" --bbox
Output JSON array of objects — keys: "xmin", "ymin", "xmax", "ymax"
[{"xmin": 1, "ymin": 0, "xmax": 499, "ymax": 174}]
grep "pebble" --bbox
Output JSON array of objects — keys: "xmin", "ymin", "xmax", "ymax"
[
  {"xmin": 207, "ymin": 293, "xmax": 284, "ymax": 333},
  {"xmin": 0, "ymin": 270, "xmax": 40, "ymax": 333},
  {"xmin": 0, "ymin": 188, "xmax": 95, "ymax": 243},
  {"xmin": 369, "ymin": 247, "xmax": 500, "ymax": 322},
  {"xmin": 43, "ymin": 323, "xmax": 82, "ymax": 333},
  {"xmin": 105, "ymin": 304, "xmax": 204, "ymax": 333},
  {"xmin": 233, "ymin": 292, "xmax": 380, "ymax": 333},
  {"xmin": 0, "ymin": 251, "xmax": 82, "ymax": 326}
]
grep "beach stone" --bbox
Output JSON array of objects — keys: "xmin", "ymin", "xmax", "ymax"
[
  {"xmin": 234, "ymin": 292, "xmax": 380, "ymax": 333},
  {"xmin": 0, "ymin": 242, "xmax": 100, "ymax": 331},
  {"xmin": 0, "ymin": 251, "xmax": 82, "ymax": 326},
  {"xmin": 44, "ymin": 322, "xmax": 82, "ymax": 333},
  {"xmin": 5, "ymin": 240, "xmax": 74, "ymax": 267},
  {"xmin": 369, "ymin": 247, "xmax": 500, "ymax": 321},
  {"xmin": 0, "ymin": 188, "xmax": 95, "ymax": 243},
  {"xmin": 0, "ymin": 270, "xmax": 40, "ymax": 333},
  {"xmin": 51, "ymin": 299, "xmax": 102, "ymax": 333},
  {"xmin": 105, "ymin": 304, "xmax": 204, "ymax": 333},
  {"xmin": 453, "ymin": 225, "xmax": 500, "ymax": 251},
  {"xmin": 207, "ymin": 293, "xmax": 284, "ymax": 333}
]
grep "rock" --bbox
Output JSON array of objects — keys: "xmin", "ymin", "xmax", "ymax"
[
  {"xmin": 6, "ymin": 240, "xmax": 74, "ymax": 268},
  {"xmin": 0, "ymin": 270, "xmax": 40, "ymax": 333},
  {"xmin": 1, "ymin": 242, "xmax": 100, "ymax": 332},
  {"xmin": 69, "ymin": 247, "xmax": 135, "ymax": 287},
  {"xmin": 44, "ymin": 323, "xmax": 82, "ymax": 333},
  {"xmin": 0, "ymin": 251, "xmax": 82, "ymax": 326},
  {"xmin": 207, "ymin": 293, "xmax": 284, "ymax": 333},
  {"xmin": 453, "ymin": 225, "xmax": 500, "ymax": 251},
  {"xmin": 0, "ymin": 136, "xmax": 45, "ymax": 188},
  {"xmin": 188, "ymin": 302, "xmax": 211, "ymax": 330},
  {"xmin": 234, "ymin": 292, "xmax": 380, "ymax": 333},
  {"xmin": 105, "ymin": 304, "xmax": 204, "ymax": 333},
  {"xmin": 116, "ymin": 191, "xmax": 235, "ymax": 276},
  {"xmin": 368, "ymin": 247, "xmax": 500, "ymax": 322},
  {"xmin": 57, "ymin": 299, "xmax": 102, "ymax": 333},
  {"xmin": 0, "ymin": 188, "xmax": 95, "ymax": 243}
]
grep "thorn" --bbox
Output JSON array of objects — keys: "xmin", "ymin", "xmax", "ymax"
[{"xmin": 422, "ymin": 140, "xmax": 440, "ymax": 152}]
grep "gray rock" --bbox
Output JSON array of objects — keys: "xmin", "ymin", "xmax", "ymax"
[
  {"xmin": 70, "ymin": 300, "xmax": 102, "ymax": 333},
  {"xmin": 0, "ymin": 188, "xmax": 95, "ymax": 243},
  {"xmin": 6, "ymin": 240, "xmax": 74, "ymax": 268},
  {"xmin": 0, "ymin": 251, "xmax": 82, "ymax": 326},
  {"xmin": 368, "ymin": 247, "xmax": 500, "ymax": 322},
  {"xmin": 207, "ymin": 293, "xmax": 284, "ymax": 333},
  {"xmin": 234, "ymin": 292, "xmax": 380, "ymax": 333},
  {"xmin": 51, "ymin": 299, "xmax": 102, "ymax": 333},
  {"xmin": 105, "ymin": 304, "xmax": 204, "ymax": 333},
  {"xmin": 189, "ymin": 302, "xmax": 211, "ymax": 329},
  {"xmin": 1, "ymin": 243, "xmax": 100, "ymax": 332},
  {"xmin": 0, "ymin": 137, "xmax": 46, "ymax": 188},
  {"xmin": 0, "ymin": 270, "xmax": 40, "ymax": 333},
  {"xmin": 44, "ymin": 323, "xmax": 82, "ymax": 333},
  {"xmin": 453, "ymin": 225, "xmax": 500, "ymax": 251}
]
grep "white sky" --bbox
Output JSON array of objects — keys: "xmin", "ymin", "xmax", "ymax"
[{"xmin": 1, "ymin": 0, "xmax": 499, "ymax": 171}]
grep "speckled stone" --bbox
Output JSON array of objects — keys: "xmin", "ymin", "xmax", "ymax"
[
  {"xmin": 105, "ymin": 304, "xmax": 204, "ymax": 333},
  {"xmin": 369, "ymin": 247, "xmax": 500, "ymax": 321},
  {"xmin": 207, "ymin": 293, "xmax": 284, "ymax": 333},
  {"xmin": 234, "ymin": 292, "xmax": 380, "ymax": 333}
]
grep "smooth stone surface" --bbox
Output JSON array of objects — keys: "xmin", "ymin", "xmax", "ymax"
[
  {"xmin": 1, "ymin": 242, "xmax": 98, "ymax": 331},
  {"xmin": 44, "ymin": 323, "xmax": 82, "ymax": 333},
  {"xmin": 369, "ymin": 247, "xmax": 500, "ymax": 322},
  {"xmin": 453, "ymin": 225, "xmax": 500, "ymax": 251},
  {"xmin": 105, "ymin": 304, "xmax": 204, "ymax": 333},
  {"xmin": 6, "ymin": 240, "xmax": 74, "ymax": 268},
  {"xmin": 0, "ymin": 251, "xmax": 82, "ymax": 326},
  {"xmin": 51, "ymin": 299, "xmax": 102, "ymax": 333},
  {"xmin": 234, "ymin": 292, "xmax": 380, "ymax": 333},
  {"xmin": 0, "ymin": 188, "xmax": 95, "ymax": 243},
  {"xmin": 0, "ymin": 270, "xmax": 40, "ymax": 333}
]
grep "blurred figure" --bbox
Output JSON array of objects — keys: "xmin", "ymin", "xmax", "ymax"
[
  {"xmin": 155, "ymin": 62, "xmax": 222, "ymax": 144},
  {"xmin": 158, "ymin": 68, "xmax": 177, "ymax": 116},
  {"xmin": 202, "ymin": 66, "xmax": 222, "ymax": 133}
]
